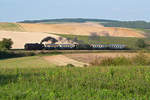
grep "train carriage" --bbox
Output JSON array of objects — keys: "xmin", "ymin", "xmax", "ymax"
[
  {"xmin": 108, "ymin": 44, "xmax": 126, "ymax": 50},
  {"xmin": 24, "ymin": 43, "xmax": 127, "ymax": 50},
  {"xmin": 58, "ymin": 44, "xmax": 76, "ymax": 50},
  {"xmin": 90, "ymin": 44, "xmax": 107, "ymax": 50},
  {"xmin": 44, "ymin": 44, "xmax": 59, "ymax": 50}
]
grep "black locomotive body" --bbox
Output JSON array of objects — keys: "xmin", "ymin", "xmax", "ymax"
[
  {"xmin": 24, "ymin": 43, "xmax": 44, "ymax": 50},
  {"xmin": 24, "ymin": 43, "xmax": 127, "ymax": 50}
]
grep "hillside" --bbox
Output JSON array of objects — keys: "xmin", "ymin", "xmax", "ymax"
[
  {"xmin": 0, "ymin": 22, "xmax": 145, "ymax": 49},
  {"xmin": 19, "ymin": 18, "xmax": 118, "ymax": 23},
  {"xmin": 0, "ymin": 23, "xmax": 23, "ymax": 31},
  {"xmin": 18, "ymin": 23, "xmax": 144, "ymax": 38},
  {"xmin": 0, "ymin": 22, "xmax": 145, "ymax": 38},
  {"xmin": 19, "ymin": 18, "xmax": 150, "ymax": 29}
]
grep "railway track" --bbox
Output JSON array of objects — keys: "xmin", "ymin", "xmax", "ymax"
[{"xmin": 10, "ymin": 49, "xmax": 138, "ymax": 54}]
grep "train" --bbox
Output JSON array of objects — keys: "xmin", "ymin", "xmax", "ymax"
[{"xmin": 24, "ymin": 43, "xmax": 127, "ymax": 50}]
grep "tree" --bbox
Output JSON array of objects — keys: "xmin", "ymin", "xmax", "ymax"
[
  {"xmin": 136, "ymin": 39, "xmax": 146, "ymax": 48},
  {"xmin": 0, "ymin": 38, "xmax": 13, "ymax": 50}
]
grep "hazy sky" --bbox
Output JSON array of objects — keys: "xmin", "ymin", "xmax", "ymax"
[{"xmin": 0, "ymin": 0, "xmax": 150, "ymax": 22}]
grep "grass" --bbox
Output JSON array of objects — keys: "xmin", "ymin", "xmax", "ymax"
[
  {"xmin": 0, "ymin": 55, "xmax": 150, "ymax": 99},
  {"xmin": 0, "ymin": 65, "xmax": 150, "ymax": 99},
  {"xmin": 0, "ymin": 56, "xmax": 52, "ymax": 68},
  {"xmin": 90, "ymin": 52, "xmax": 150, "ymax": 66},
  {"xmin": 0, "ymin": 23, "xmax": 23, "ymax": 31},
  {"xmin": 56, "ymin": 34, "xmax": 140, "ymax": 49}
]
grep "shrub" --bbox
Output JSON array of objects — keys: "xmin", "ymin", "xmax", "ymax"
[
  {"xmin": 132, "ymin": 52, "xmax": 150, "ymax": 65},
  {"xmin": 23, "ymin": 52, "xmax": 35, "ymax": 56},
  {"xmin": 136, "ymin": 39, "xmax": 146, "ymax": 48},
  {"xmin": 0, "ymin": 38, "xmax": 13, "ymax": 50},
  {"xmin": 90, "ymin": 52, "xmax": 150, "ymax": 66},
  {"xmin": 100, "ymin": 57, "xmax": 131, "ymax": 66}
]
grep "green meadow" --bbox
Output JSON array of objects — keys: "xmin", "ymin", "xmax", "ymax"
[{"xmin": 0, "ymin": 56, "xmax": 150, "ymax": 100}]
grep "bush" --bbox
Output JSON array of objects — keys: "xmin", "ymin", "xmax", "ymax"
[
  {"xmin": 90, "ymin": 52, "xmax": 150, "ymax": 66},
  {"xmin": 100, "ymin": 57, "xmax": 131, "ymax": 66},
  {"xmin": 132, "ymin": 52, "xmax": 150, "ymax": 65},
  {"xmin": 0, "ymin": 38, "xmax": 13, "ymax": 51},
  {"xmin": 136, "ymin": 39, "xmax": 146, "ymax": 48}
]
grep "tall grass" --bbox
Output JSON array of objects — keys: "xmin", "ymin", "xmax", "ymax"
[
  {"xmin": 90, "ymin": 52, "xmax": 150, "ymax": 66},
  {"xmin": 0, "ymin": 66, "xmax": 150, "ymax": 99}
]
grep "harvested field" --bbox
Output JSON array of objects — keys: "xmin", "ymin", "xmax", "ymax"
[
  {"xmin": 18, "ymin": 23, "xmax": 144, "ymax": 38},
  {"xmin": 0, "ymin": 31, "xmax": 74, "ymax": 49},
  {"xmin": 43, "ymin": 55, "xmax": 88, "ymax": 67}
]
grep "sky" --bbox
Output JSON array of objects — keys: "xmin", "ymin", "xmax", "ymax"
[{"xmin": 0, "ymin": 0, "xmax": 150, "ymax": 22}]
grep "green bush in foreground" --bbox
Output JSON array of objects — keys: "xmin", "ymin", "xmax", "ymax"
[{"xmin": 0, "ymin": 66, "xmax": 150, "ymax": 100}]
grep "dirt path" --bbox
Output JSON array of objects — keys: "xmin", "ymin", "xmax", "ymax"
[{"xmin": 43, "ymin": 55, "xmax": 88, "ymax": 67}]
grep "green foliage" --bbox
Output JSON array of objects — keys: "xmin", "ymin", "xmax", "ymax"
[
  {"xmin": 0, "ymin": 66, "xmax": 150, "ymax": 99},
  {"xmin": 102, "ymin": 21, "xmax": 150, "ymax": 29},
  {"xmin": 98, "ymin": 57, "xmax": 131, "ymax": 66},
  {"xmin": 91, "ymin": 52, "xmax": 150, "ymax": 66},
  {"xmin": 19, "ymin": 18, "xmax": 118, "ymax": 23},
  {"xmin": 132, "ymin": 52, "xmax": 150, "ymax": 65},
  {"xmin": 0, "ymin": 51, "xmax": 36, "ymax": 59},
  {"xmin": 19, "ymin": 18, "xmax": 150, "ymax": 29},
  {"xmin": 0, "ymin": 38, "xmax": 13, "ymax": 58},
  {"xmin": 136, "ymin": 39, "xmax": 147, "ymax": 48},
  {"xmin": 0, "ymin": 38, "xmax": 13, "ymax": 51},
  {"xmin": 0, "ymin": 56, "xmax": 51, "ymax": 68}
]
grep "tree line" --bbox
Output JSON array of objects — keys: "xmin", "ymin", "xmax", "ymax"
[{"xmin": 102, "ymin": 21, "xmax": 150, "ymax": 29}]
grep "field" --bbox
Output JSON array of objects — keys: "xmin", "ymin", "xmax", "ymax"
[
  {"xmin": 0, "ymin": 31, "xmax": 70, "ymax": 49},
  {"xmin": 0, "ymin": 22, "xmax": 144, "ymax": 38},
  {"xmin": 0, "ymin": 64, "xmax": 150, "ymax": 99},
  {"xmin": 0, "ymin": 22, "xmax": 146, "ymax": 49},
  {"xmin": 0, "ymin": 20, "xmax": 150, "ymax": 99},
  {"xmin": 0, "ymin": 52, "xmax": 140, "ymax": 67},
  {"xmin": 18, "ymin": 23, "xmax": 144, "ymax": 37},
  {"xmin": 0, "ymin": 23, "xmax": 23, "ymax": 31},
  {"xmin": 0, "ymin": 56, "xmax": 52, "ymax": 68},
  {"xmin": 1, "ymin": 50, "xmax": 150, "ymax": 99}
]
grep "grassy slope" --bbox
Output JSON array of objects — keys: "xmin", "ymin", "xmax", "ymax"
[
  {"xmin": 0, "ymin": 23, "xmax": 23, "ymax": 31},
  {"xmin": 56, "ymin": 34, "xmax": 139, "ymax": 49},
  {"xmin": 0, "ymin": 65, "xmax": 150, "ymax": 99},
  {"xmin": 1, "ymin": 53, "xmax": 150, "ymax": 99},
  {"xmin": 0, "ymin": 56, "xmax": 52, "ymax": 68}
]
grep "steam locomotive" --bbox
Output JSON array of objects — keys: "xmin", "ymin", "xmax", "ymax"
[{"xmin": 24, "ymin": 43, "xmax": 127, "ymax": 50}]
